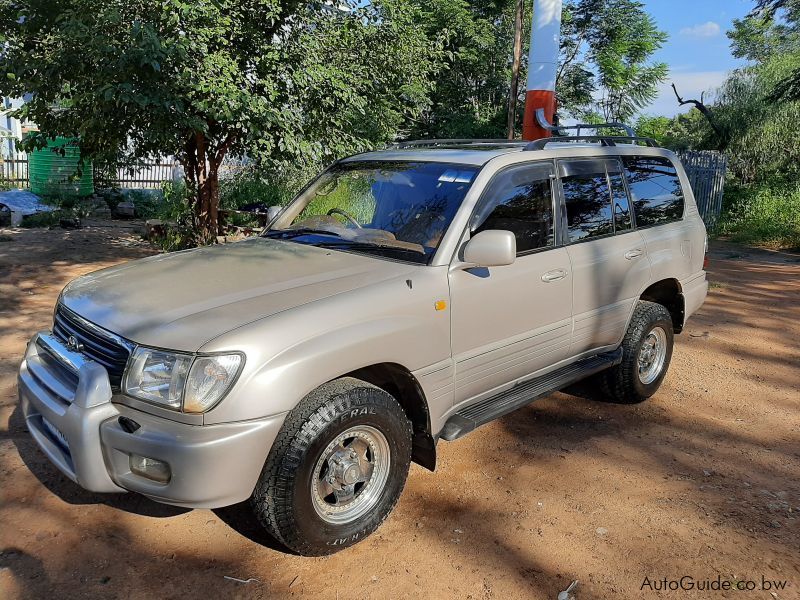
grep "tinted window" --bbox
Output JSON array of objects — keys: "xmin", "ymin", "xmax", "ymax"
[
  {"xmin": 472, "ymin": 163, "xmax": 554, "ymax": 254},
  {"xmin": 624, "ymin": 157, "xmax": 685, "ymax": 227},
  {"xmin": 560, "ymin": 160, "xmax": 614, "ymax": 243},
  {"xmin": 609, "ymin": 172, "xmax": 633, "ymax": 232}
]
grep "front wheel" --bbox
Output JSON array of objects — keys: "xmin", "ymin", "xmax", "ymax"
[
  {"xmin": 251, "ymin": 378, "xmax": 412, "ymax": 556},
  {"xmin": 601, "ymin": 300, "xmax": 674, "ymax": 404}
]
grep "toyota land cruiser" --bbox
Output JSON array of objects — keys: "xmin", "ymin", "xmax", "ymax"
[{"xmin": 19, "ymin": 134, "xmax": 708, "ymax": 555}]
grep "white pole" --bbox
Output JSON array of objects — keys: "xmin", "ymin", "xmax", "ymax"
[{"xmin": 523, "ymin": 0, "xmax": 563, "ymax": 140}]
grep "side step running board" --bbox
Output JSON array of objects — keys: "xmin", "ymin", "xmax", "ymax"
[{"xmin": 440, "ymin": 349, "xmax": 623, "ymax": 441}]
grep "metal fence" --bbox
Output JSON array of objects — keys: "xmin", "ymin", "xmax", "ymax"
[
  {"xmin": 1, "ymin": 151, "xmax": 29, "ymax": 187},
  {"xmin": 1, "ymin": 152, "xmax": 177, "ymax": 190},
  {"xmin": 680, "ymin": 150, "xmax": 727, "ymax": 228},
  {"xmin": 94, "ymin": 160, "xmax": 178, "ymax": 189}
]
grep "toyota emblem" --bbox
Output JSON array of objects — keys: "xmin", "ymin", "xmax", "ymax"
[{"xmin": 67, "ymin": 335, "xmax": 84, "ymax": 353}]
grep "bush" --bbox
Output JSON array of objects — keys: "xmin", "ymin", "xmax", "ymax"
[
  {"xmin": 218, "ymin": 166, "xmax": 311, "ymax": 229},
  {"xmin": 144, "ymin": 181, "xmax": 196, "ymax": 251},
  {"xmin": 148, "ymin": 168, "xmax": 310, "ymax": 250},
  {"xmin": 219, "ymin": 169, "xmax": 298, "ymax": 211},
  {"xmin": 718, "ymin": 181, "xmax": 800, "ymax": 250},
  {"xmin": 19, "ymin": 210, "xmax": 64, "ymax": 228}
]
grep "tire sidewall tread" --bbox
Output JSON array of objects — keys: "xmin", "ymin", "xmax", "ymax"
[
  {"xmin": 604, "ymin": 300, "xmax": 675, "ymax": 404},
  {"xmin": 251, "ymin": 377, "xmax": 412, "ymax": 556}
]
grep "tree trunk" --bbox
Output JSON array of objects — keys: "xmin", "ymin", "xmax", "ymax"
[
  {"xmin": 507, "ymin": 0, "xmax": 525, "ymax": 139},
  {"xmin": 181, "ymin": 131, "xmax": 229, "ymax": 243}
]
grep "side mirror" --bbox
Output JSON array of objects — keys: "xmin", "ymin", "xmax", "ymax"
[
  {"xmin": 463, "ymin": 230, "xmax": 517, "ymax": 268},
  {"xmin": 266, "ymin": 205, "xmax": 283, "ymax": 221}
]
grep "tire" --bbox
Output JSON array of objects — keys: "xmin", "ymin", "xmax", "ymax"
[
  {"xmin": 251, "ymin": 377, "xmax": 412, "ymax": 556},
  {"xmin": 601, "ymin": 300, "xmax": 674, "ymax": 404}
]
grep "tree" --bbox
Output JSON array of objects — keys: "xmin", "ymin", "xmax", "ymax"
[
  {"xmin": 558, "ymin": 0, "xmax": 668, "ymax": 122},
  {"xmin": 0, "ymin": 0, "xmax": 442, "ymax": 241},
  {"xmin": 712, "ymin": 0, "xmax": 800, "ymax": 182},
  {"xmin": 411, "ymin": 0, "xmax": 518, "ymax": 139},
  {"xmin": 412, "ymin": 0, "xmax": 668, "ymax": 140},
  {"xmin": 634, "ymin": 115, "xmax": 671, "ymax": 145},
  {"xmin": 732, "ymin": 0, "xmax": 800, "ymax": 101}
]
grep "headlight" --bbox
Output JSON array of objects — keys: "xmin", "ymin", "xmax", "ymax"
[{"xmin": 123, "ymin": 347, "xmax": 243, "ymax": 413}]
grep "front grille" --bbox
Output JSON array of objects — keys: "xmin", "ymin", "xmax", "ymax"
[{"xmin": 53, "ymin": 305, "xmax": 131, "ymax": 388}]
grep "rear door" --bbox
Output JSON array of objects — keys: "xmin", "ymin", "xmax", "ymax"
[
  {"xmin": 557, "ymin": 158, "xmax": 652, "ymax": 356},
  {"xmin": 449, "ymin": 161, "xmax": 573, "ymax": 406},
  {"xmin": 623, "ymin": 156, "xmax": 696, "ymax": 281}
]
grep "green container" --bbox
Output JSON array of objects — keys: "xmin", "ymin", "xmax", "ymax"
[{"xmin": 29, "ymin": 137, "xmax": 94, "ymax": 197}]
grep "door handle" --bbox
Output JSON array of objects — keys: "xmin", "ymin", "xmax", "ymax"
[
  {"xmin": 541, "ymin": 269, "xmax": 568, "ymax": 283},
  {"xmin": 624, "ymin": 249, "xmax": 644, "ymax": 260}
]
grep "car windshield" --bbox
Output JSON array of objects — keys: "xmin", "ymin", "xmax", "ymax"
[{"xmin": 264, "ymin": 161, "xmax": 480, "ymax": 264}]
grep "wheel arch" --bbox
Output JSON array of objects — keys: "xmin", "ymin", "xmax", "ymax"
[
  {"xmin": 347, "ymin": 362, "xmax": 436, "ymax": 471},
  {"xmin": 640, "ymin": 278, "xmax": 685, "ymax": 333}
]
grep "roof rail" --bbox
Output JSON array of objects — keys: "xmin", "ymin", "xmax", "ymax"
[
  {"xmin": 555, "ymin": 122, "xmax": 637, "ymax": 137},
  {"xmin": 535, "ymin": 109, "xmax": 637, "ymax": 138},
  {"xmin": 524, "ymin": 135, "xmax": 659, "ymax": 151},
  {"xmin": 390, "ymin": 139, "xmax": 523, "ymax": 149}
]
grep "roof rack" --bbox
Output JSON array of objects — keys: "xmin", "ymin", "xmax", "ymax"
[
  {"xmin": 389, "ymin": 139, "xmax": 524, "ymax": 149},
  {"xmin": 534, "ymin": 108, "xmax": 638, "ymax": 138},
  {"xmin": 524, "ymin": 135, "xmax": 659, "ymax": 151}
]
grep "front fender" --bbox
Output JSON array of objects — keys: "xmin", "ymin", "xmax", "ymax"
[{"xmin": 201, "ymin": 268, "xmax": 451, "ymax": 424}]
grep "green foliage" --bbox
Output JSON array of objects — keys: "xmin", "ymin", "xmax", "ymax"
[
  {"xmin": 140, "ymin": 180, "xmax": 196, "ymax": 251},
  {"xmin": 219, "ymin": 167, "xmax": 302, "ymax": 212},
  {"xmin": 19, "ymin": 211, "xmax": 62, "ymax": 228},
  {"xmin": 634, "ymin": 115, "xmax": 671, "ymax": 145},
  {"xmin": 411, "ymin": 0, "xmax": 667, "ymax": 138},
  {"xmin": 719, "ymin": 181, "xmax": 800, "ymax": 249},
  {"xmin": 714, "ymin": 18, "xmax": 800, "ymax": 183},
  {"xmin": 658, "ymin": 110, "xmax": 715, "ymax": 152},
  {"xmin": 731, "ymin": 0, "xmax": 800, "ymax": 62},
  {"xmin": 559, "ymin": 0, "xmax": 668, "ymax": 122},
  {"xmin": 689, "ymin": 3, "xmax": 800, "ymax": 250},
  {"xmin": 410, "ymin": 0, "xmax": 516, "ymax": 138},
  {"xmin": 157, "ymin": 180, "xmax": 193, "ymax": 223},
  {"xmin": 0, "ymin": 0, "xmax": 444, "ymax": 237}
]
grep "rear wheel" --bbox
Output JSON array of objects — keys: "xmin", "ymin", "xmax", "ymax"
[
  {"xmin": 251, "ymin": 378, "xmax": 412, "ymax": 556},
  {"xmin": 601, "ymin": 300, "xmax": 674, "ymax": 404}
]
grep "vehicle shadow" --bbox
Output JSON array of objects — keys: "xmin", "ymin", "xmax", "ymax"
[
  {"xmin": 212, "ymin": 503, "xmax": 295, "ymax": 554},
  {"xmin": 497, "ymin": 388, "xmax": 800, "ymax": 557},
  {"xmin": 8, "ymin": 401, "xmax": 291, "ymax": 552}
]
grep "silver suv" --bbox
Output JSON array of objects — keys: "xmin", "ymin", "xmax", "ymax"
[{"xmin": 19, "ymin": 135, "xmax": 708, "ymax": 555}]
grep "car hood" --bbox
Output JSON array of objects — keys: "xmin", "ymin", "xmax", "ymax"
[{"xmin": 60, "ymin": 237, "xmax": 417, "ymax": 351}]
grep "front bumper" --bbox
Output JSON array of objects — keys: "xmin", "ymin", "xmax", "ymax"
[{"xmin": 19, "ymin": 332, "xmax": 285, "ymax": 508}]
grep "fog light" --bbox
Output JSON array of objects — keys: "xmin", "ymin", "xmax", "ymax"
[{"xmin": 129, "ymin": 454, "xmax": 171, "ymax": 484}]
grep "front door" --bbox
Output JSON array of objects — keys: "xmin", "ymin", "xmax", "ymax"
[
  {"xmin": 449, "ymin": 161, "xmax": 573, "ymax": 406},
  {"xmin": 557, "ymin": 158, "xmax": 652, "ymax": 356}
]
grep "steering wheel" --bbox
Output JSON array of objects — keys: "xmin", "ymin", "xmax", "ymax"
[{"xmin": 327, "ymin": 208, "xmax": 362, "ymax": 229}]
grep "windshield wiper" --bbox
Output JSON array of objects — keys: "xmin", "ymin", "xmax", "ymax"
[
  {"xmin": 313, "ymin": 240, "xmax": 426, "ymax": 256},
  {"xmin": 264, "ymin": 227, "xmax": 344, "ymax": 239}
]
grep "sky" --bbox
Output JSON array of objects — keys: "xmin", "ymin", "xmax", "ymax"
[{"xmin": 641, "ymin": 0, "xmax": 754, "ymax": 117}]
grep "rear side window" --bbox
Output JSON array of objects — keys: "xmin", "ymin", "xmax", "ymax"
[
  {"xmin": 608, "ymin": 172, "xmax": 633, "ymax": 233},
  {"xmin": 624, "ymin": 157, "xmax": 685, "ymax": 227},
  {"xmin": 559, "ymin": 160, "xmax": 614, "ymax": 243},
  {"xmin": 472, "ymin": 162, "xmax": 555, "ymax": 254}
]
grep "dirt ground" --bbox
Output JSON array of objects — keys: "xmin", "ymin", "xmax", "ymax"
[{"xmin": 0, "ymin": 223, "xmax": 798, "ymax": 600}]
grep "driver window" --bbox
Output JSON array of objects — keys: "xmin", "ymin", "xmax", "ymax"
[{"xmin": 472, "ymin": 163, "xmax": 555, "ymax": 255}]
